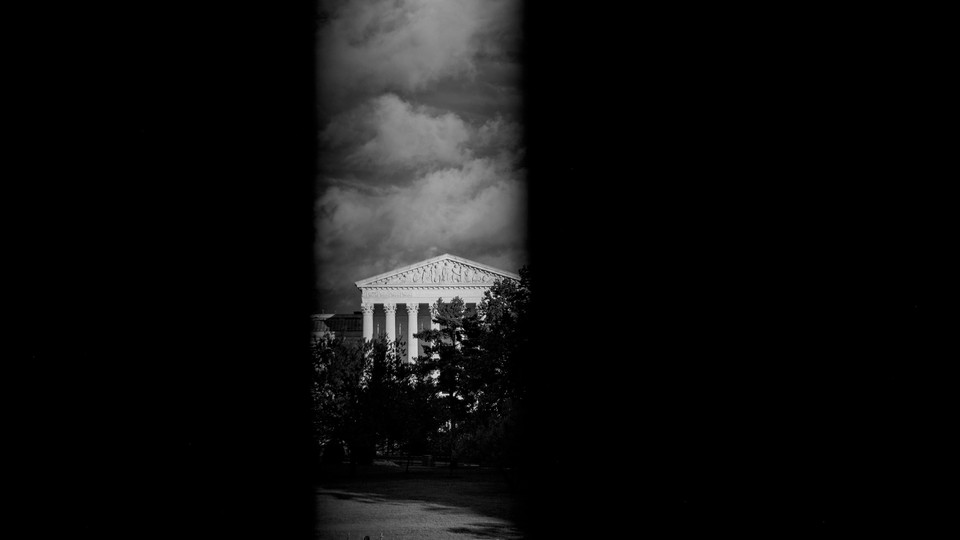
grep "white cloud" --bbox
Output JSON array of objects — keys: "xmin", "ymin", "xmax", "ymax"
[
  {"xmin": 323, "ymin": 94, "xmax": 472, "ymax": 170},
  {"xmin": 387, "ymin": 157, "xmax": 525, "ymax": 247},
  {"xmin": 315, "ymin": 153, "xmax": 526, "ymax": 311},
  {"xmin": 318, "ymin": 0, "xmax": 520, "ymax": 109},
  {"xmin": 314, "ymin": 0, "xmax": 525, "ymax": 313},
  {"xmin": 322, "ymin": 93, "xmax": 523, "ymax": 177},
  {"xmin": 473, "ymin": 115, "xmax": 522, "ymax": 155}
]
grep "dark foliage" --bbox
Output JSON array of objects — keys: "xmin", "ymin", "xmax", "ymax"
[
  {"xmin": 414, "ymin": 267, "xmax": 532, "ymax": 468},
  {"xmin": 311, "ymin": 335, "xmax": 443, "ymax": 466},
  {"xmin": 311, "ymin": 267, "xmax": 533, "ymax": 473}
]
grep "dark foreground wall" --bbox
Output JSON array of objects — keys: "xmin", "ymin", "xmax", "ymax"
[{"xmin": 10, "ymin": 2, "xmax": 953, "ymax": 538}]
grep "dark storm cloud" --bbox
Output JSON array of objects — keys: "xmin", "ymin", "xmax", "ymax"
[
  {"xmin": 321, "ymin": 94, "xmax": 521, "ymax": 182},
  {"xmin": 322, "ymin": 94, "xmax": 473, "ymax": 175},
  {"xmin": 316, "ymin": 119, "xmax": 526, "ymax": 313},
  {"xmin": 318, "ymin": 0, "xmax": 521, "ymax": 115},
  {"xmin": 316, "ymin": 0, "xmax": 525, "ymax": 314}
]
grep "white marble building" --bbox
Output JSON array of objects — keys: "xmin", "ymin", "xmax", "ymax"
[{"xmin": 355, "ymin": 253, "xmax": 520, "ymax": 362}]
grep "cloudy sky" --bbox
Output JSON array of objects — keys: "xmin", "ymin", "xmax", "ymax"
[{"xmin": 315, "ymin": 0, "xmax": 526, "ymax": 314}]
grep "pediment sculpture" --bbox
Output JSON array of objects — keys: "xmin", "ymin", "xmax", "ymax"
[{"xmin": 369, "ymin": 259, "xmax": 501, "ymax": 285}]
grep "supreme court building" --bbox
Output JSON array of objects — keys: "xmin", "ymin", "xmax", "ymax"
[{"xmin": 354, "ymin": 253, "xmax": 520, "ymax": 362}]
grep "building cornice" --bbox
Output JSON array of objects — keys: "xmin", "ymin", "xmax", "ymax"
[{"xmin": 355, "ymin": 253, "xmax": 520, "ymax": 289}]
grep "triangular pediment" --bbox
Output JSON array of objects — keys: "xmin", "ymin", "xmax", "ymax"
[{"xmin": 355, "ymin": 254, "xmax": 520, "ymax": 288}]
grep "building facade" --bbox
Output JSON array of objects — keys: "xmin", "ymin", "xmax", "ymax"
[
  {"xmin": 354, "ymin": 253, "xmax": 520, "ymax": 362},
  {"xmin": 311, "ymin": 312, "xmax": 363, "ymax": 344}
]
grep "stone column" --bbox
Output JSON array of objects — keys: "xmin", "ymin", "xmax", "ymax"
[
  {"xmin": 361, "ymin": 302, "xmax": 374, "ymax": 342},
  {"xmin": 406, "ymin": 303, "xmax": 419, "ymax": 363},
  {"xmin": 429, "ymin": 304, "xmax": 440, "ymax": 332},
  {"xmin": 429, "ymin": 303, "xmax": 440, "ymax": 359},
  {"xmin": 383, "ymin": 303, "xmax": 397, "ymax": 343}
]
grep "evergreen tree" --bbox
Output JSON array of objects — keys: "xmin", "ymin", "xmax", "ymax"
[
  {"xmin": 311, "ymin": 266, "xmax": 531, "ymax": 472},
  {"xmin": 414, "ymin": 266, "xmax": 532, "ymax": 468}
]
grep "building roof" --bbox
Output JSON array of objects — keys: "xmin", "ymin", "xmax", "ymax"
[{"xmin": 355, "ymin": 253, "xmax": 520, "ymax": 288}]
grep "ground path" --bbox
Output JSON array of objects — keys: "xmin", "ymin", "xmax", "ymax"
[{"xmin": 314, "ymin": 465, "xmax": 525, "ymax": 539}]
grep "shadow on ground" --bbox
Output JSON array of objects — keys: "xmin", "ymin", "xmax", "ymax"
[
  {"xmin": 315, "ymin": 464, "xmax": 526, "ymax": 539},
  {"xmin": 449, "ymin": 522, "xmax": 523, "ymax": 538},
  {"xmin": 317, "ymin": 463, "xmax": 525, "ymax": 524}
]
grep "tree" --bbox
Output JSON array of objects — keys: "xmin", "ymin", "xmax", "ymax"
[
  {"xmin": 311, "ymin": 266, "xmax": 532, "ymax": 473},
  {"xmin": 311, "ymin": 335, "xmax": 369, "ymax": 463},
  {"xmin": 311, "ymin": 335, "xmax": 443, "ymax": 469},
  {"xmin": 414, "ymin": 266, "xmax": 532, "ymax": 469}
]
